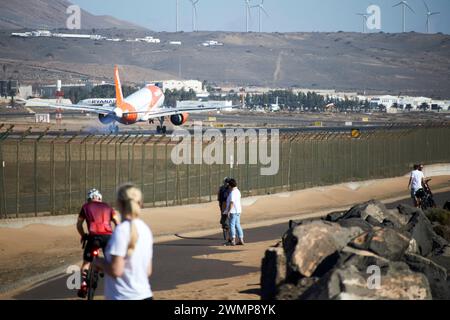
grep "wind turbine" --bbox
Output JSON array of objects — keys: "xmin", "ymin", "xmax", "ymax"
[
  {"xmin": 190, "ymin": 0, "xmax": 200, "ymax": 32},
  {"xmin": 244, "ymin": 0, "xmax": 253, "ymax": 32},
  {"xmin": 423, "ymin": 0, "xmax": 440, "ymax": 33},
  {"xmin": 251, "ymin": 0, "xmax": 269, "ymax": 33},
  {"xmin": 175, "ymin": 0, "xmax": 180, "ymax": 32},
  {"xmin": 393, "ymin": 1, "xmax": 415, "ymax": 33},
  {"xmin": 356, "ymin": 13, "xmax": 370, "ymax": 33}
]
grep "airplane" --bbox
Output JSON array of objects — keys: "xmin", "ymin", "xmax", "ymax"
[
  {"xmin": 270, "ymin": 97, "xmax": 281, "ymax": 112},
  {"xmin": 33, "ymin": 65, "xmax": 236, "ymax": 133}
]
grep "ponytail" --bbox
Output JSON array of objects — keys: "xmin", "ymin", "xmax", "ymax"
[{"xmin": 117, "ymin": 184, "xmax": 143, "ymax": 257}]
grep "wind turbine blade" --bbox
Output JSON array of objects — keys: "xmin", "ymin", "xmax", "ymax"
[
  {"xmin": 431, "ymin": 12, "xmax": 440, "ymax": 15},
  {"xmin": 405, "ymin": 3, "xmax": 415, "ymax": 13},
  {"xmin": 392, "ymin": 2, "xmax": 403, "ymax": 8},
  {"xmin": 261, "ymin": 6, "xmax": 269, "ymax": 17},
  {"xmin": 422, "ymin": 0, "xmax": 430, "ymax": 12}
]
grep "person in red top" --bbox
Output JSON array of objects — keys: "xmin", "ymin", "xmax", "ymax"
[{"xmin": 76, "ymin": 188, "xmax": 118, "ymax": 298}]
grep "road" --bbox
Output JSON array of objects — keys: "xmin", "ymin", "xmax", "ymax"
[{"xmin": 10, "ymin": 192, "xmax": 450, "ymax": 300}]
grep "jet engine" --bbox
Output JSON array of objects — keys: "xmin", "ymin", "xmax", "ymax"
[
  {"xmin": 98, "ymin": 113, "xmax": 116, "ymax": 124},
  {"xmin": 170, "ymin": 113, "xmax": 189, "ymax": 126}
]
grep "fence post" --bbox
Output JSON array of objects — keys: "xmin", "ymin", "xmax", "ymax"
[
  {"xmin": 165, "ymin": 138, "xmax": 169, "ymax": 207},
  {"xmin": 141, "ymin": 137, "xmax": 149, "ymax": 197},
  {"xmin": 66, "ymin": 133, "xmax": 78, "ymax": 215},
  {"xmin": 131, "ymin": 134, "xmax": 142, "ymax": 183},
  {"xmin": 14, "ymin": 128, "xmax": 31, "ymax": 217},
  {"xmin": 286, "ymin": 135, "xmax": 294, "ymax": 191},
  {"xmin": 85, "ymin": 135, "xmax": 89, "ymax": 197},
  {"xmin": 0, "ymin": 140, "xmax": 5, "ymax": 218},
  {"xmin": 50, "ymin": 131, "xmax": 64, "ymax": 215},
  {"xmin": 209, "ymin": 143, "xmax": 213, "ymax": 201},
  {"xmin": 99, "ymin": 134, "xmax": 111, "ymax": 194},
  {"xmin": 152, "ymin": 138, "xmax": 157, "ymax": 207},
  {"xmin": 198, "ymin": 138, "xmax": 203, "ymax": 204},
  {"xmin": 105, "ymin": 135, "xmax": 117, "ymax": 201},
  {"xmin": 0, "ymin": 125, "xmax": 15, "ymax": 218},
  {"xmin": 34, "ymin": 128, "xmax": 50, "ymax": 216}
]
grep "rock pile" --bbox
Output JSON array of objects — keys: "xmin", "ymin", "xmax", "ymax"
[{"xmin": 261, "ymin": 200, "xmax": 450, "ymax": 300}]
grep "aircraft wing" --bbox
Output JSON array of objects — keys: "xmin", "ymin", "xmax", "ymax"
[
  {"xmin": 25, "ymin": 99, "xmax": 115, "ymax": 114},
  {"xmin": 144, "ymin": 104, "xmax": 238, "ymax": 118}
]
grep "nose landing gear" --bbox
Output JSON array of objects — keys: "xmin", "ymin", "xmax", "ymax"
[{"xmin": 155, "ymin": 117, "xmax": 167, "ymax": 134}]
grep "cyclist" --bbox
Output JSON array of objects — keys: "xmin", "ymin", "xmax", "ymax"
[{"xmin": 77, "ymin": 188, "xmax": 119, "ymax": 298}]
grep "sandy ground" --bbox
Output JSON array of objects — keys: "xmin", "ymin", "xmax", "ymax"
[
  {"xmin": 155, "ymin": 240, "xmax": 277, "ymax": 300},
  {"xmin": 1, "ymin": 173, "xmax": 450, "ymax": 298}
]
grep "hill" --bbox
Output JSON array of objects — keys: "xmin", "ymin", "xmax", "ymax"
[
  {"xmin": 0, "ymin": 0, "xmax": 145, "ymax": 30},
  {"xmin": 1, "ymin": 30, "xmax": 449, "ymax": 98}
]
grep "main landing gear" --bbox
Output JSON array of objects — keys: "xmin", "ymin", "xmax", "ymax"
[
  {"xmin": 154, "ymin": 117, "xmax": 167, "ymax": 134},
  {"xmin": 108, "ymin": 123, "xmax": 119, "ymax": 134}
]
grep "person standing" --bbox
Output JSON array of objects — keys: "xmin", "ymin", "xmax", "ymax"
[
  {"xmin": 408, "ymin": 164, "xmax": 425, "ymax": 208},
  {"xmin": 93, "ymin": 184, "xmax": 154, "ymax": 300},
  {"xmin": 217, "ymin": 177, "xmax": 231, "ymax": 243},
  {"xmin": 224, "ymin": 179, "xmax": 244, "ymax": 246}
]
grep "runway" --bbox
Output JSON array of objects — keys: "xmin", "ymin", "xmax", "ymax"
[
  {"xmin": 10, "ymin": 192, "xmax": 450, "ymax": 300},
  {"xmin": 0, "ymin": 110, "xmax": 436, "ymax": 138}
]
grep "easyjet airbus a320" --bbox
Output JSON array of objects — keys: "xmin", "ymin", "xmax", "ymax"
[{"xmin": 40, "ymin": 65, "xmax": 233, "ymax": 133}]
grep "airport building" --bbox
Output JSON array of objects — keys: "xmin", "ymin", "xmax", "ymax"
[
  {"xmin": 151, "ymin": 80, "xmax": 204, "ymax": 94},
  {"xmin": 35, "ymin": 82, "xmax": 90, "ymax": 98}
]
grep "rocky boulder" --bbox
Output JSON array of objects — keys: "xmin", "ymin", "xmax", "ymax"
[
  {"xmin": 260, "ymin": 243, "xmax": 286, "ymax": 300},
  {"xmin": 261, "ymin": 200, "xmax": 450, "ymax": 300},
  {"xmin": 406, "ymin": 209, "xmax": 448, "ymax": 256},
  {"xmin": 349, "ymin": 227, "xmax": 411, "ymax": 260},
  {"xmin": 282, "ymin": 221, "xmax": 363, "ymax": 278},
  {"xmin": 333, "ymin": 200, "xmax": 408, "ymax": 228},
  {"xmin": 404, "ymin": 253, "xmax": 450, "ymax": 300},
  {"xmin": 300, "ymin": 256, "xmax": 432, "ymax": 300}
]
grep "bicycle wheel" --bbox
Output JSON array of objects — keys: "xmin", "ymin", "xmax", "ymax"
[{"xmin": 87, "ymin": 266, "xmax": 99, "ymax": 300}]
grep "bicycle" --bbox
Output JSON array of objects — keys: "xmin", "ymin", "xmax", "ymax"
[
  {"xmin": 416, "ymin": 179, "xmax": 437, "ymax": 211},
  {"xmin": 81, "ymin": 238, "xmax": 102, "ymax": 300}
]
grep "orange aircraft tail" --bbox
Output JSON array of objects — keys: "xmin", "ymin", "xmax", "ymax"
[{"xmin": 114, "ymin": 65, "xmax": 124, "ymax": 106}]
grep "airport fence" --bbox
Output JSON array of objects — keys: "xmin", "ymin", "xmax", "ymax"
[{"xmin": 0, "ymin": 124, "xmax": 449, "ymax": 218}]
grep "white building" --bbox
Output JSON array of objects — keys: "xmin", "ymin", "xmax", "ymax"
[
  {"xmin": 138, "ymin": 36, "xmax": 160, "ymax": 43},
  {"xmin": 177, "ymin": 100, "xmax": 233, "ymax": 112},
  {"xmin": 52, "ymin": 33, "xmax": 92, "ymax": 39},
  {"xmin": 31, "ymin": 30, "xmax": 52, "ymax": 37},
  {"xmin": 17, "ymin": 85, "xmax": 33, "ymax": 99},
  {"xmin": 152, "ymin": 80, "xmax": 204, "ymax": 94},
  {"xmin": 11, "ymin": 32, "xmax": 32, "ymax": 37},
  {"xmin": 202, "ymin": 40, "xmax": 224, "ymax": 47},
  {"xmin": 431, "ymin": 100, "xmax": 450, "ymax": 111}
]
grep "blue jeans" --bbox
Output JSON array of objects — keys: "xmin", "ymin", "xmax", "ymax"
[{"xmin": 229, "ymin": 213, "xmax": 244, "ymax": 240}]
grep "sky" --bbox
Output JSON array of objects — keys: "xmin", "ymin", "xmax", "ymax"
[{"xmin": 70, "ymin": 0, "xmax": 450, "ymax": 34}]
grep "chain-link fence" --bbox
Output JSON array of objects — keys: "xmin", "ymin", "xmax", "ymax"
[{"xmin": 0, "ymin": 124, "xmax": 449, "ymax": 218}]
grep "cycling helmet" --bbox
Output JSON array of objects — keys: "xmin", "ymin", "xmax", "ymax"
[
  {"xmin": 223, "ymin": 177, "xmax": 231, "ymax": 184},
  {"xmin": 87, "ymin": 188, "xmax": 102, "ymax": 201}
]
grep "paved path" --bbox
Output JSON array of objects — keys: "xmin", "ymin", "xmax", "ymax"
[{"xmin": 11, "ymin": 192, "xmax": 450, "ymax": 300}]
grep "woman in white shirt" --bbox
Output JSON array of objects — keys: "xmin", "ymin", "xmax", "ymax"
[
  {"xmin": 224, "ymin": 179, "xmax": 244, "ymax": 246},
  {"xmin": 93, "ymin": 183, "xmax": 154, "ymax": 300}
]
